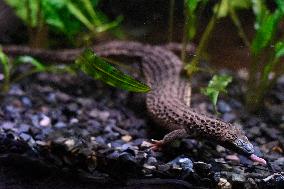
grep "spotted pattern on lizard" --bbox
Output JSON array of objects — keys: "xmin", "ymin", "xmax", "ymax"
[{"xmin": 3, "ymin": 41, "xmax": 267, "ymax": 165}]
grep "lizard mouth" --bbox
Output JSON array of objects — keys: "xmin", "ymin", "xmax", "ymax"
[
  {"xmin": 249, "ymin": 154, "xmax": 267, "ymax": 165},
  {"xmin": 229, "ymin": 139, "xmax": 266, "ymax": 165}
]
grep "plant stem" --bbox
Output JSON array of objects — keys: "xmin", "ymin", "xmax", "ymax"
[
  {"xmin": 168, "ymin": 0, "xmax": 175, "ymax": 42},
  {"xmin": 229, "ymin": 6, "xmax": 250, "ymax": 48},
  {"xmin": 185, "ymin": 1, "xmax": 221, "ymax": 76},
  {"xmin": 25, "ymin": 0, "xmax": 33, "ymax": 47},
  {"xmin": 34, "ymin": 0, "xmax": 42, "ymax": 47},
  {"xmin": 246, "ymin": 33, "xmax": 283, "ymax": 111},
  {"xmin": 245, "ymin": 53, "xmax": 261, "ymax": 110},
  {"xmin": 181, "ymin": 0, "xmax": 189, "ymax": 64},
  {"xmin": 254, "ymin": 49, "xmax": 283, "ymax": 107}
]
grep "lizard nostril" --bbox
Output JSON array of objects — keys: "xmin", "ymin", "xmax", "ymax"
[{"xmin": 234, "ymin": 139, "xmax": 255, "ymax": 154}]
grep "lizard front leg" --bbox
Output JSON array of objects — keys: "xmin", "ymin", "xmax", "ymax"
[{"xmin": 150, "ymin": 128, "xmax": 188, "ymax": 151}]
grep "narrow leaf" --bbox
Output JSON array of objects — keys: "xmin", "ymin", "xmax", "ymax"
[
  {"xmin": 0, "ymin": 48, "xmax": 10, "ymax": 79},
  {"xmin": 251, "ymin": 10, "xmax": 283, "ymax": 55},
  {"xmin": 67, "ymin": 1, "xmax": 95, "ymax": 31},
  {"xmin": 16, "ymin": 56, "xmax": 46, "ymax": 71},
  {"xmin": 0, "ymin": 48, "xmax": 11, "ymax": 92},
  {"xmin": 251, "ymin": 0, "xmax": 268, "ymax": 29},
  {"xmin": 76, "ymin": 48, "xmax": 151, "ymax": 93},
  {"xmin": 95, "ymin": 16, "xmax": 123, "ymax": 33},
  {"xmin": 5, "ymin": 0, "xmax": 39, "ymax": 27},
  {"xmin": 275, "ymin": 41, "xmax": 284, "ymax": 58}
]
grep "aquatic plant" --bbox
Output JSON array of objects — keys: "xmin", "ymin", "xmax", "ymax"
[
  {"xmin": 178, "ymin": 0, "xmax": 284, "ymax": 111},
  {"xmin": 5, "ymin": 0, "xmax": 123, "ymax": 47},
  {"xmin": 0, "ymin": 49, "xmax": 74, "ymax": 93},
  {"xmin": 75, "ymin": 48, "xmax": 151, "ymax": 93},
  {"xmin": 1, "ymin": 0, "xmax": 283, "ymax": 112}
]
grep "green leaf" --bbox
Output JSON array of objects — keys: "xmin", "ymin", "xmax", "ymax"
[
  {"xmin": 275, "ymin": 0, "xmax": 284, "ymax": 14},
  {"xmin": 186, "ymin": 0, "xmax": 199, "ymax": 13},
  {"xmin": 41, "ymin": 0, "xmax": 67, "ymax": 32},
  {"xmin": 0, "ymin": 48, "xmax": 11, "ymax": 92},
  {"xmin": 185, "ymin": 0, "xmax": 201, "ymax": 40},
  {"xmin": 215, "ymin": 0, "xmax": 229, "ymax": 18},
  {"xmin": 251, "ymin": 10, "xmax": 283, "ymax": 55},
  {"xmin": 41, "ymin": 0, "xmax": 82, "ymax": 36},
  {"xmin": 15, "ymin": 56, "xmax": 46, "ymax": 71},
  {"xmin": 215, "ymin": 0, "xmax": 250, "ymax": 18},
  {"xmin": 67, "ymin": 1, "xmax": 95, "ymax": 31},
  {"xmin": 5, "ymin": 0, "xmax": 39, "ymax": 27},
  {"xmin": 0, "ymin": 48, "xmax": 10, "ymax": 77},
  {"xmin": 6, "ymin": 0, "xmax": 122, "ymax": 38},
  {"xmin": 201, "ymin": 74, "xmax": 232, "ymax": 111},
  {"xmin": 82, "ymin": 0, "xmax": 101, "ymax": 25},
  {"xmin": 95, "ymin": 16, "xmax": 123, "ymax": 33},
  {"xmin": 275, "ymin": 41, "xmax": 284, "ymax": 58},
  {"xmin": 251, "ymin": 0, "xmax": 268, "ymax": 28},
  {"xmin": 75, "ymin": 48, "xmax": 151, "ymax": 93}
]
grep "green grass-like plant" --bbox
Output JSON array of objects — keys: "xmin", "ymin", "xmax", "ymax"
[
  {"xmin": 0, "ymin": 50, "xmax": 75, "ymax": 93},
  {"xmin": 175, "ymin": 0, "xmax": 284, "ymax": 111},
  {"xmin": 5, "ymin": 0, "xmax": 123, "ymax": 47}
]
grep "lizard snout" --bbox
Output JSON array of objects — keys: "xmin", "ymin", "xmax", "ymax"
[
  {"xmin": 233, "ymin": 138, "xmax": 254, "ymax": 155},
  {"xmin": 232, "ymin": 138, "xmax": 267, "ymax": 165}
]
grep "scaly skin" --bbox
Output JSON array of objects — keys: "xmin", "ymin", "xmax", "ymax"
[{"xmin": 2, "ymin": 41, "xmax": 266, "ymax": 165}]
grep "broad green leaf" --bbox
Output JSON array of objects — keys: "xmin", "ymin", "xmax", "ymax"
[
  {"xmin": 251, "ymin": 10, "xmax": 283, "ymax": 55},
  {"xmin": 15, "ymin": 56, "xmax": 46, "ymax": 71},
  {"xmin": 201, "ymin": 74, "xmax": 232, "ymax": 111},
  {"xmin": 275, "ymin": 41, "xmax": 284, "ymax": 58},
  {"xmin": 276, "ymin": 0, "xmax": 284, "ymax": 14},
  {"xmin": 75, "ymin": 49, "xmax": 151, "ymax": 93}
]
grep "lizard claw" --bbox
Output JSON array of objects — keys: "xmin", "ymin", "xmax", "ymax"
[{"xmin": 149, "ymin": 139, "xmax": 164, "ymax": 151}]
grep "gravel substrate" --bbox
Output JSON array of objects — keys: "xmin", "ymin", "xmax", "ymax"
[{"xmin": 0, "ymin": 71, "xmax": 283, "ymax": 189}]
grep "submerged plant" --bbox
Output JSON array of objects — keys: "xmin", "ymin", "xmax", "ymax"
[
  {"xmin": 201, "ymin": 74, "xmax": 232, "ymax": 113},
  {"xmin": 177, "ymin": 0, "xmax": 284, "ymax": 111},
  {"xmin": 245, "ymin": 0, "xmax": 284, "ymax": 110},
  {"xmin": 5, "ymin": 0, "xmax": 123, "ymax": 47},
  {"xmin": 0, "ymin": 49, "xmax": 74, "ymax": 93},
  {"xmin": 75, "ymin": 49, "xmax": 151, "ymax": 93},
  {"xmin": 0, "ymin": 47, "xmax": 150, "ymax": 94}
]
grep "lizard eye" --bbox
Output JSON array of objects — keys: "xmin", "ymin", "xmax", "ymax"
[{"xmin": 233, "ymin": 138, "xmax": 254, "ymax": 155}]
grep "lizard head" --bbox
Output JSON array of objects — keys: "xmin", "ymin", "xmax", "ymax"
[{"xmin": 218, "ymin": 124, "xmax": 267, "ymax": 165}]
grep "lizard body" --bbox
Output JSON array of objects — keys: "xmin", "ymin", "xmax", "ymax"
[{"xmin": 2, "ymin": 41, "xmax": 266, "ymax": 165}]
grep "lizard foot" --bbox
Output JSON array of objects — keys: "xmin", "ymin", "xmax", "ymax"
[{"xmin": 149, "ymin": 139, "xmax": 164, "ymax": 151}]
